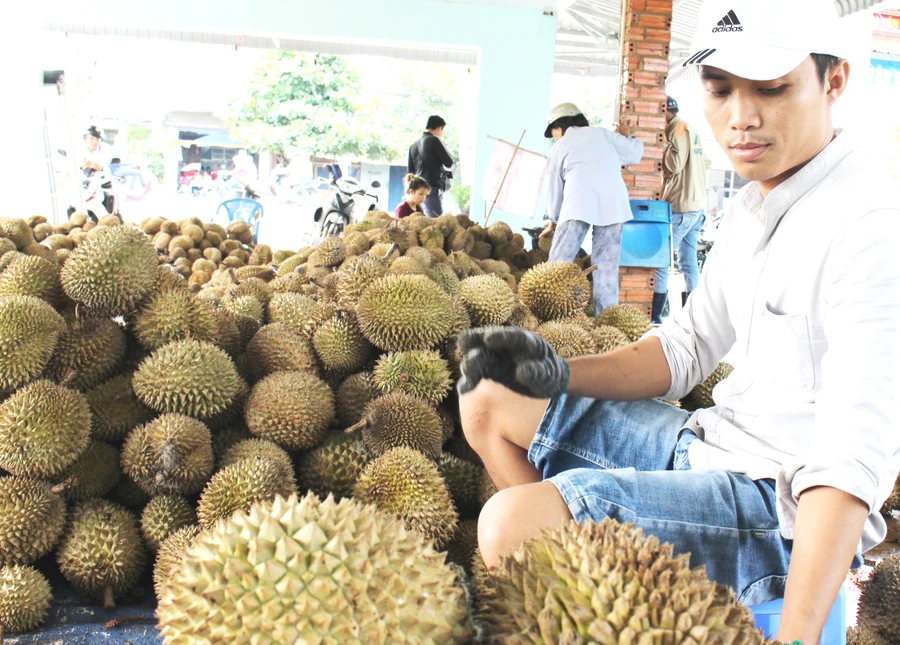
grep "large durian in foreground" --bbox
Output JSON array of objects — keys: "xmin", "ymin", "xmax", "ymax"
[
  {"xmin": 0, "ymin": 565, "xmax": 52, "ymax": 638},
  {"xmin": 857, "ymin": 553, "xmax": 900, "ymax": 643},
  {"xmin": 0, "ymin": 380, "xmax": 91, "ymax": 478},
  {"xmin": 57, "ymin": 499, "xmax": 148, "ymax": 608},
  {"xmin": 479, "ymin": 517, "xmax": 766, "ymax": 644},
  {"xmin": 132, "ymin": 340, "xmax": 242, "ymax": 419},
  {"xmin": 156, "ymin": 493, "xmax": 473, "ymax": 644},
  {"xmin": 60, "ymin": 225, "xmax": 159, "ymax": 316},
  {"xmin": 518, "ymin": 261, "xmax": 592, "ymax": 321},
  {"xmin": 354, "ymin": 447, "xmax": 458, "ymax": 549},
  {"xmin": 357, "ymin": 274, "xmax": 454, "ymax": 351},
  {"xmin": 0, "ymin": 295, "xmax": 65, "ymax": 391}
]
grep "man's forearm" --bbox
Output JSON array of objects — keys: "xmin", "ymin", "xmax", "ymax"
[
  {"xmin": 777, "ymin": 487, "xmax": 868, "ymax": 644},
  {"xmin": 566, "ymin": 336, "xmax": 671, "ymax": 401}
]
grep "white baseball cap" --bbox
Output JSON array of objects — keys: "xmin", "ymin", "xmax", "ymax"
[
  {"xmin": 667, "ymin": 0, "xmax": 849, "ymax": 86},
  {"xmin": 544, "ymin": 102, "xmax": 583, "ymax": 138}
]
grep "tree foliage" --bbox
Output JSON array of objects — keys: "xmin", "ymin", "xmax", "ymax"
[{"xmin": 224, "ymin": 51, "xmax": 398, "ymax": 161}]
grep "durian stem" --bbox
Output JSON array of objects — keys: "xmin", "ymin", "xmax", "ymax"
[
  {"xmin": 103, "ymin": 585, "xmax": 115, "ymax": 610},
  {"xmin": 114, "ymin": 386, "xmax": 135, "ymax": 401},
  {"xmin": 60, "ymin": 369, "xmax": 78, "ymax": 387},
  {"xmin": 104, "ymin": 616, "xmax": 155, "ymax": 629},
  {"xmin": 226, "ymin": 267, "xmax": 238, "ymax": 284},
  {"xmin": 50, "ymin": 478, "xmax": 76, "ymax": 494},
  {"xmin": 582, "ymin": 265, "xmax": 599, "ymax": 276},
  {"xmin": 344, "ymin": 420, "xmax": 368, "ymax": 434},
  {"xmin": 1, "ymin": 624, "xmax": 5, "ymax": 645},
  {"xmin": 385, "ymin": 242, "xmax": 399, "ymax": 259}
]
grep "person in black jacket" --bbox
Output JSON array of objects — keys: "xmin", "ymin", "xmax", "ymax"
[{"xmin": 408, "ymin": 115, "xmax": 454, "ymax": 217}]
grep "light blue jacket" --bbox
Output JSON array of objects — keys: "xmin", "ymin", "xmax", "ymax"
[{"xmin": 545, "ymin": 126, "xmax": 644, "ymax": 227}]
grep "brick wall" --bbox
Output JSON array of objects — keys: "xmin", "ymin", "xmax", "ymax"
[{"xmin": 617, "ymin": 0, "xmax": 672, "ymax": 313}]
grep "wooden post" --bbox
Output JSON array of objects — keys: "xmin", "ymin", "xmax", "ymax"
[{"xmin": 484, "ymin": 130, "xmax": 526, "ymax": 227}]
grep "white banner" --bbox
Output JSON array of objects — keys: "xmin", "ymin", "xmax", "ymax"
[{"xmin": 482, "ymin": 138, "xmax": 546, "ymax": 220}]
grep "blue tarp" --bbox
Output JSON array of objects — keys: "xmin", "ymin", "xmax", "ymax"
[{"xmin": 7, "ymin": 561, "xmax": 162, "ymax": 645}]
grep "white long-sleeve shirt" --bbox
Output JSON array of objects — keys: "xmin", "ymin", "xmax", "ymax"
[
  {"xmin": 545, "ymin": 126, "xmax": 644, "ymax": 227},
  {"xmin": 649, "ymin": 130, "xmax": 900, "ymax": 553}
]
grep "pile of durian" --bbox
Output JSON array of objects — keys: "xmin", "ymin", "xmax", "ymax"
[{"xmin": 0, "ymin": 209, "xmax": 778, "ymax": 644}]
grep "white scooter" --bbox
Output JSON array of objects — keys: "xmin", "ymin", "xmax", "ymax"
[
  {"xmin": 58, "ymin": 150, "xmax": 124, "ymax": 223},
  {"xmin": 312, "ymin": 164, "xmax": 381, "ymax": 240}
]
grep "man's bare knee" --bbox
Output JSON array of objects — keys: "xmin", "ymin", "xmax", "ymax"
[
  {"xmin": 477, "ymin": 482, "xmax": 572, "ymax": 569},
  {"xmin": 459, "ymin": 381, "xmax": 502, "ymax": 450}
]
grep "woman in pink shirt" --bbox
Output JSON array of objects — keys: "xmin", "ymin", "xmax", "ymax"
[{"xmin": 394, "ymin": 174, "xmax": 431, "ymax": 219}]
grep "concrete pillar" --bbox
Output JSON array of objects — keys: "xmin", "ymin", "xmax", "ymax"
[
  {"xmin": 1, "ymin": 11, "xmax": 53, "ymax": 221},
  {"xmin": 616, "ymin": 0, "xmax": 673, "ymax": 314}
]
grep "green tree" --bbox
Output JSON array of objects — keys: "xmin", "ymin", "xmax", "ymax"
[
  {"xmin": 223, "ymin": 51, "xmax": 397, "ymax": 161},
  {"xmin": 126, "ymin": 125, "xmax": 165, "ymax": 182}
]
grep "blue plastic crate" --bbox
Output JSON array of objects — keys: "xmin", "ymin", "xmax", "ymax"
[
  {"xmin": 749, "ymin": 585, "xmax": 847, "ymax": 645},
  {"xmin": 620, "ymin": 200, "xmax": 672, "ymax": 268}
]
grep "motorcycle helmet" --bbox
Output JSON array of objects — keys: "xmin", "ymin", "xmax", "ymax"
[{"xmin": 85, "ymin": 125, "xmax": 103, "ymax": 140}]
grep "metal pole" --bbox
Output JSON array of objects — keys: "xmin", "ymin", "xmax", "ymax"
[
  {"xmin": 58, "ymin": 75, "xmax": 87, "ymax": 216},
  {"xmin": 484, "ymin": 130, "xmax": 526, "ymax": 227}
]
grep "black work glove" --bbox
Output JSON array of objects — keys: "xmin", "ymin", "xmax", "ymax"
[{"xmin": 456, "ymin": 327, "xmax": 570, "ymax": 399}]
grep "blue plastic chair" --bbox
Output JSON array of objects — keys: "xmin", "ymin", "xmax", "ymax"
[
  {"xmin": 216, "ymin": 198, "xmax": 264, "ymax": 244},
  {"xmin": 749, "ymin": 585, "xmax": 847, "ymax": 645}
]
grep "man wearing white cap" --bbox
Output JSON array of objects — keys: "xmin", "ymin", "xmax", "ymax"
[
  {"xmin": 457, "ymin": 0, "xmax": 900, "ymax": 642},
  {"xmin": 540, "ymin": 104, "xmax": 644, "ymax": 314}
]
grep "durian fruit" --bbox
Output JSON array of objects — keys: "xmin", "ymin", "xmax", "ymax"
[
  {"xmin": 456, "ymin": 274, "xmax": 517, "ymax": 326},
  {"xmin": 0, "ymin": 477, "xmax": 67, "ymax": 566},
  {"xmin": 0, "ymin": 295, "xmax": 65, "ymax": 391},
  {"xmin": 121, "ymin": 414, "xmax": 214, "ymax": 496},
  {"xmin": 437, "ymin": 452, "xmax": 484, "ymax": 520},
  {"xmin": 0, "ymin": 255, "xmax": 61, "ymax": 304},
  {"xmin": 592, "ymin": 324, "xmax": 631, "ymax": 353},
  {"xmin": 153, "ymin": 525, "xmax": 200, "ymax": 600},
  {"xmin": 311, "ymin": 310, "xmax": 374, "ymax": 373},
  {"xmin": 478, "ymin": 469, "xmax": 499, "ymax": 507},
  {"xmin": 354, "ymin": 447, "xmax": 459, "ymax": 549},
  {"xmin": 132, "ymin": 340, "xmax": 242, "ymax": 419},
  {"xmin": 847, "ymin": 626, "xmax": 891, "ymax": 645},
  {"xmin": 349, "ymin": 391, "xmax": 444, "ymax": 460},
  {"xmin": 427, "ymin": 262, "xmax": 460, "ymax": 296},
  {"xmin": 141, "ymin": 495, "xmax": 196, "ymax": 552},
  {"xmin": 156, "ymin": 493, "xmax": 473, "ymax": 644},
  {"xmin": 858, "ymin": 553, "xmax": 900, "ymax": 643},
  {"xmin": 518, "ymin": 261, "xmax": 592, "ymax": 321},
  {"xmin": 60, "ymin": 225, "xmax": 159, "ymax": 316},
  {"xmin": 85, "ymin": 373, "xmax": 152, "ymax": 442},
  {"xmin": 57, "ymin": 499, "xmax": 148, "ymax": 608},
  {"xmin": 224, "ymin": 294, "xmax": 265, "ymax": 321},
  {"xmin": 390, "ymin": 255, "xmax": 427, "ymax": 276},
  {"xmin": 42, "ymin": 316, "xmax": 127, "ymax": 390},
  {"xmin": 507, "ymin": 302, "xmax": 539, "ymax": 331},
  {"xmin": 196, "ymin": 456, "xmax": 296, "ymax": 529},
  {"xmin": 336, "ymin": 254, "xmax": 391, "ymax": 308},
  {"xmin": 0, "ymin": 565, "xmax": 52, "ymax": 638},
  {"xmin": 51, "ymin": 440, "xmax": 121, "ymax": 501},
  {"xmin": 210, "ymin": 424, "xmax": 253, "ymax": 463},
  {"xmin": 480, "ymin": 517, "xmax": 766, "ymax": 644},
  {"xmin": 357, "ymin": 274, "xmax": 454, "ymax": 351},
  {"xmin": 881, "ymin": 475, "xmax": 900, "ymax": 516},
  {"xmin": 682, "ymin": 362, "xmax": 734, "ymax": 411},
  {"xmin": 296, "ymin": 431, "xmax": 370, "ymax": 501},
  {"xmin": 244, "ymin": 323, "xmax": 319, "ymax": 381},
  {"xmin": 245, "ymin": 370, "xmax": 335, "ymax": 452},
  {"xmin": 536, "ymin": 321, "xmax": 597, "ymax": 358},
  {"xmin": 0, "ymin": 380, "xmax": 91, "ymax": 478},
  {"xmin": 335, "ymin": 371, "xmax": 379, "ymax": 428},
  {"xmin": 373, "ymin": 350, "xmax": 453, "ymax": 406},
  {"xmin": 596, "ymin": 304, "xmax": 652, "ymax": 342},
  {"xmin": 218, "ymin": 438, "xmax": 295, "ymax": 486},
  {"xmin": 445, "ymin": 519, "xmax": 479, "ymax": 574},
  {"xmin": 133, "ymin": 288, "xmax": 220, "ymax": 350},
  {"xmin": 266, "ymin": 292, "xmax": 318, "ymax": 331},
  {"xmin": 108, "ymin": 477, "xmax": 152, "ymax": 512}
]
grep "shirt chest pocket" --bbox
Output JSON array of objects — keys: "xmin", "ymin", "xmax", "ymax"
[{"xmin": 751, "ymin": 307, "xmax": 816, "ymax": 392}]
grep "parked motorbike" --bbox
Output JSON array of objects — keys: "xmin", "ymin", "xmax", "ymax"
[
  {"xmin": 313, "ymin": 164, "xmax": 381, "ymax": 240},
  {"xmin": 58, "ymin": 150, "xmax": 124, "ymax": 223}
]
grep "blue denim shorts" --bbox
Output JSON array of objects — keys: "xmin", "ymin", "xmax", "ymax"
[{"xmin": 528, "ymin": 394, "xmax": 793, "ymax": 605}]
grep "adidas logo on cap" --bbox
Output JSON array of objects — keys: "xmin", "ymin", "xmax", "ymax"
[{"xmin": 712, "ymin": 10, "xmax": 743, "ymax": 33}]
